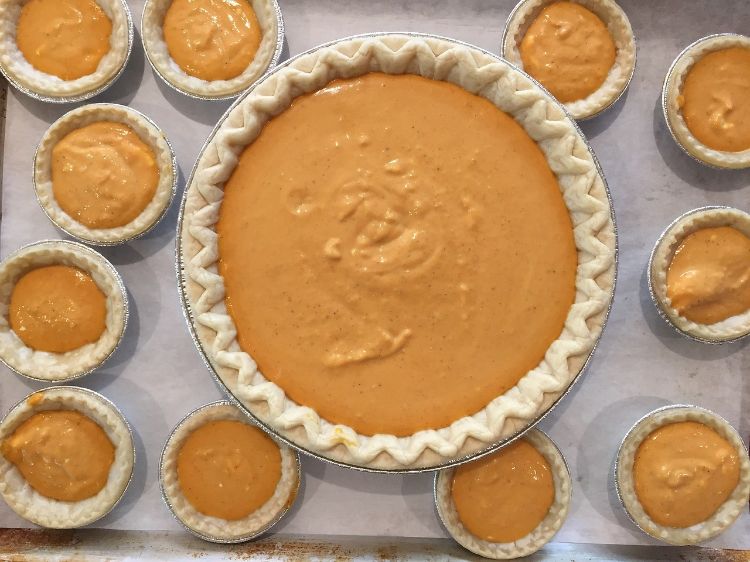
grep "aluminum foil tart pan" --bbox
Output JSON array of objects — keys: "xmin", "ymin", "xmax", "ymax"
[
  {"xmin": 434, "ymin": 428, "xmax": 572, "ymax": 559},
  {"xmin": 33, "ymin": 103, "xmax": 178, "ymax": 246},
  {"xmin": 0, "ymin": 0, "xmax": 134, "ymax": 104},
  {"xmin": 615, "ymin": 404, "xmax": 750, "ymax": 545},
  {"xmin": 0, "ymin": 385, "xmax": 135, "ymax": 528},
  {"xmin": 159, "ymin": 400, "xmax": 301, "ymax": 543},
  {"xmin": 0, "ymin": 239, "xmax": 129, "ymax": 383},
  {"xmin": 647, "ymin": 205, "xmax": 750, "ymax": 344}
]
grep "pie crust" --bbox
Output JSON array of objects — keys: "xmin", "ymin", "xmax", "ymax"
[
  {"xmin": 615, "ymin": 405, "xmax": 750, "ymax": 545},
  {"xmin": 141, "ymin": 0, "xmax": 283, "ymax": 99},
  {"xmin": 662, "ymin": 33, "xmax": 750, "ymax": 169},
  {"xmin": 0, "ymin": 387, "xmax": 134, "ymax": 528},
  {"xmin": 34, "ymin": 103, "xmax": 177, "ymax": 245},
  {"xmin": 0, "ymin": 0, "xmax": 132, "ymax": 102},
  {"xmin": 501, "ymin": 0, "xmax": 636, "ymax": 120},
  {"xmin": 434, "ymin": 429, "xmax": 571, "ymax": 559},
  {"xmin": 649, "ymin": 206, "xmax": 750, "ymax": 343},
  {"xmin": 0, "ymin": 240, "xmax": 128, "ymax": 381},
  {"xmin": 160, "ymin": 401, "xmax": 300, "ymax": 543},
  {"xmin": 179, "ymin": 33, "xmax": 616, "ymax": 470}
]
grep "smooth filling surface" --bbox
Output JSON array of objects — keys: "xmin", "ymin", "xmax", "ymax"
[
  {"xmin": 16, "ymin": 0, "xmax": 112, "ymax": 81},
  {"xmin": 163, "ymin": 0, "xmax": 262, "ymax": 81},
  {"xmin": 633, "ymin": 421, "xmax": 740, "ymax": 528},
  {"xmin": 216, "ymin": 73, "xmax": 578, "ymax": 437},
  {"xmin": 52, "ymin": 121, "xmax": 160, "ymax": 229},
  {"xmin": 666, "ymin": 226, "xmax": 750, "ymax": 324},
  {"xmin": 680, "ymin": 47, "xmax": 750, "ymax": 152},
  {"xmin": 9, "ymin": 265, "xmax": 107, "ymax": 353},
  {"xmin": 176, "ymin": 420, "xmax": 282, "ymax": 520},
  {"xmin": 451, "ymin": 439, "xmax": 555, "ymax": 542},
  {"xmin": 519, "ymin": 1, "xmax": 616, "ymax": 103},
  {"xmin": 1, "ymin": 410, "xmax": 115, "ymax": 502}
]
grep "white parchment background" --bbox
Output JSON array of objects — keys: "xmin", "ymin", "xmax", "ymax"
[{"xmin": 0, "ymin": 0, "xmax": 749, "ymax": 550}]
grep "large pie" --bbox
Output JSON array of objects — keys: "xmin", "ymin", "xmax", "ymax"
[{"xmin": 179, "ymin": 34, "xmax": 616, "ymax": 470}]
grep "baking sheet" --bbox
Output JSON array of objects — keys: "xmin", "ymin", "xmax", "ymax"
[{"xmin": 1, "ymin": 0, "xmax": 749, "ymax": 550}]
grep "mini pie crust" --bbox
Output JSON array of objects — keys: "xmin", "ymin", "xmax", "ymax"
[
  {"xmin": 0, "ymin": 0, "xmax": 132, "ymax": 101},
  {"xmin": 34, "ymin": 103, "xmax": 177, "ymax": 245},
  {"xmin": 502, "ymin": 0, "xmax": 636, "ymax": 120},
  {"xmin": 160, "ymin": 401, "xmax": 299, "ymax": 542},
  {"xmin": 649, "ymin": 206, "xmax": 750, "ymax": 343},
  {"xmin": 663, "ymin": 34, "xmax": 750, "ymax": 169},
  {"xmin": 434, "ymin": 429, "xmax": 571, "ymax": 559},
  {"xmin": 141, "ymin": 0, "xmax": 282, "ymax": 99},
  {"xmin": 0, "ymin": 387, "xmax": 134, "ymax": 528},
  {"xmin": 180, "ymin": 34, "xmax": 616, "ymax": 470},
  {"xmin": 616, "ymin": 405, "xmax": 750, "ymax": 545},
  {"xmin": 0, "ymin": 240, "xmax": 128, "ymax": 381}
]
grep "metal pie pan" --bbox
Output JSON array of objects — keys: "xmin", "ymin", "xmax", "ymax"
[
  {"xmin": 647, "ymin": 205, "xmax": 750, "ymax": 345},
  {"xmin": 0, "ymin": 385, "xmax": 136, "ymax": 528},
  {"xmin": 175, "ymin": 31, "xmax": 618, "ymax": 473},
  {"xmin": 661, "ymin": 33, "xmax": 750, "ymax": 170},
  {"xmin": 614, "ymin": 404, "xmax": 750, "ymax": 544},
  {"xmin": 433, "ymin": 428, "xmax": 572, "ymax": 559},
  {"xmin": 32, "ymin": 104, "xmax": 179, "ymax": 246},
  {"xmin": 499, "ymin": 0, "xmax": 637, "ymax": 122},
  {"xmin": 159, "ymin": 400, "xmax": 302, "ymax": 544},
  {"xmin": 141, "ymin": 0, "xmax": 285, "ymax": 101},
  {"xmin": 0, "ymin": 0, "xmax": 134, "ymax": 104},
  {"xmin": 0, "ymin": 239, "xmax": 129, "ymax": 383}
]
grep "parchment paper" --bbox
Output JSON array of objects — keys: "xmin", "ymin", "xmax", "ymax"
[{"xmin": 1, "ymin": 0, "xmax": 749, "ymax": 549}]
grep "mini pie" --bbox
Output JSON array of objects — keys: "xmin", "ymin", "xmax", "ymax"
[
  {"xmin": 616, "ymin": 405, "xmax": 750, "ymax": 545},
  {"xmin": 649, "ymin": 206, "xmax": 750, "ymax": 343},
  {"xmin": 34, "ymin": 103, "xmax": 177, "ymax": 245},
  {"xmin": 141, "ymin": 0, "xmax": 282, "ymax": 99},
  {"xmin": 434, "ymin": 429, "xmax": 571, "ymax": 559},
  {"xmin": 0, "ymin": 240, "xmax": 127, "ymax": 381},
  {"xmin": 663, "ymin": 34, "xmax": 750, "ymax": 169},
  {"xmin": 502, "ymin": 0, "xmax": 636, "ymax": 120},
  {"xmin": 0, "ymin": 387, "xmax": 134, "ymax": 528},
  {"xmin": 179, "ymin": 34, "xmax": 616, "ymax": 470},
  {"xmin": 160, "ymin": 401, "xmax": 300, "ymax": 542},
  {"xmin": 0, "ymin": 0, "xmax": 132, "ymax": 102}
]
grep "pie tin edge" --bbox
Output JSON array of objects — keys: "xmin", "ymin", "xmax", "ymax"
[{"xmin": 158, "ymin": 400, "xmax": 302, "ymax": 544}]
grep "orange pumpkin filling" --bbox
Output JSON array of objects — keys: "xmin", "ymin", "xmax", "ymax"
[
  {"xmin": 680, "ymin": 47, "xmax": 750, "ymax": 152},
  {"xmin": 163, "ymin": 0, "xmax": 262, "ymax": 81},
  {"xmin": 9, "ymin": 265, "xmax": 107, "ymax": 353},
  {"xmin": 16, "ymin": 0, "xmax": 112, "ymax": 81},
  {"xmin": 177, "ymin": 420, "xmax": 281, "ymax": 520},
  {"xmin": 666, "ymin": 226, "xmax": 750, "ymax": 324},
  {"xmin": 520, "ymin": 1, "xmax": 616, "ymax": 103},
  {"xmin": 1, "ymin": 410, "xmax": 114, "ymax": 502},
  {"xmin": 633, "ymin": 421, "xmax": 740, "ymax": 528},
  {"xmin": 216, "ymin": 72, "xmax": 577, "ymax": 437},
  {"xmin": 451, "ymin": 440, "xmax": 555, "ymax": 542}
]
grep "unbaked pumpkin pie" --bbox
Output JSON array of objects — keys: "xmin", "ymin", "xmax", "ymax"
[
  {"xmin": 649, "ymin": 206, "xmax": 750, "ymax": 343},
  {"xmin": 0, "ymin": 0, "xmax": 132, "ymax": 101},
  {"xmin": 0, "ymin": 387, "xmax": 134, "ymax": 528},
  {"xmin": 141, "ymin": 0, "xmax": 282, "ymax": 99},
  {"xmin": 0, "ymin": 240, "xmax": 127, "ymax": 381},
  {"xmin": 435, "ymin": 429, "xmax": 571, "ymax": 559},
  {"xmin": 35, "ymin": 104, "xmax": 177, "ymax": 245},
  {"xmin": 616, "ymin": 405, "xmax": 750, "ymax": 545},
  {"xmin": 179, "ymin": 34, "xmax": 616, "ymax": 470},
  {"xmin": 663, "ymin": 34, "xmax": 750, "ymax": 169},
  {"xmin": 160, "ymin": 402, "xmax": 299, "ymax": 542},
  {"xmin": 502, "ymin": 0, "xmax": 636, "ymax": 120}
]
